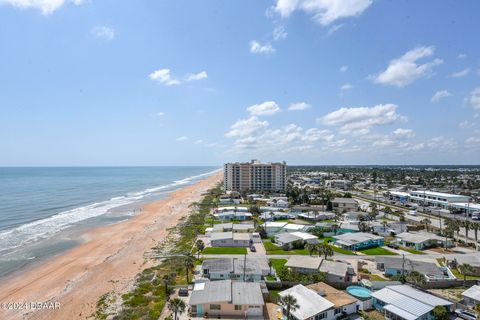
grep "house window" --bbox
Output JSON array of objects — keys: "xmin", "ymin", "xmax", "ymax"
[
  {"xmin": 334, "ymin": 308, "xmax": 342, "ymax": 315},
  {"xmin": 234, "ymin": 305, "xmax": 242, "ymax": 310},
  {"xmin": 315, "ymin": 312, "xmax": 327, "ymax": 319},
  {"xmin": 210, "ymin": 304, "xmax": 221, "ymax": 310}
]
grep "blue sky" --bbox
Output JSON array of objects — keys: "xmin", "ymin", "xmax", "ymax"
[{"xmin": 0, "ymin": 0, "xmax": 479, "ymax": 166}]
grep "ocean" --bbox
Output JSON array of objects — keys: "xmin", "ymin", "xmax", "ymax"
[{"xmin": 0, "ymin": 166, "xmax": 219, "ymax": 278}]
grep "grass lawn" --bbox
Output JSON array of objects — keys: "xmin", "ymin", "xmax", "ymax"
[
  {"xmin": 451, "ymin": 268, "xmax": 480, "ymax": 280},
  {"xmin": 399, "ymin": 246, "xmax": 425, "ymax": 255},
  {"xmin": 331, "ymin": 246, "xmax": 357, "ymax": 255},
  {"xmin": 369, "ymin": 274, "xmax": 387, "ymax": 281},
  {"xmin": 263, "ymin": 240, "xmax": 309, "ymax": 255},
  {"xmin": 202, "ymin": 247, "xmax": 247, "ymax": 254},
  {"xmin": 359, "ymin": 247, "xmax": 398, "ymax": 255},
  {"xmin": 270, "ymin": 258, "xmax": 287, "ymax": 270}
]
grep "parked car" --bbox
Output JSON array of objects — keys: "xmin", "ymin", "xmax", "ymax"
[
  {"xmin": 387, "ymin": 243, "xmax": 399, "ymax": 249},
  {"xmin": 178, "ymin": 288, "xmax": 189, "ymax": 297},
  {"xmin": 250, "ymin": 246, "xmax": 256, "ymax": 252},
  {"xmin": 455, "ymin": 309, "xmax": 476, "ymax": 320}
]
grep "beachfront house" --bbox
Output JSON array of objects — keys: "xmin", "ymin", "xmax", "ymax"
[
  {"xmin": 376, "ymin": 256, "xmax": 455, "ymax": 281},
  {"xmin": 370, "ymin": 284, "xmax": 453, "ymax": 319},
  {"xmin": 261, "ymin": 222, "xmax": 310, "ymax": 236},
  {"xmin": 200, "ymin": 258, "xmax": 266, "ymax": 282},
  {"xmin": 395, "ymin": 231, "xmax": 454, "ymax": 250},
  {"xmin": 285, "ymin": 256, "xmax": 354, "ymax": 282},
  {"xmin": 278, "ymin": 283, "xmax": 357, "ymax": 320},
  {"xmin": 212, "ymin": 223, "xmax": 255, "ymax": 233},
  {"xmin": 332, "ymin": 232, "xmax": 384, "ymax": 251},
  {"xmin": 274, "ymin": 232, "xmax": 319, "ymax": 249},
  {"xmin": 331, "ymin": 198, "xmax": 359, "ymax": 212},
  {"xmin": 210, "ymin": 232, "xmax": 251, "ymax": 247},
  {"xmin": 189, "ymin": 280, "xmax": 264, "ymax": 317},
  {"xmin": 462, "ymin": 285, "xmax": 480, "ymax": 307}
]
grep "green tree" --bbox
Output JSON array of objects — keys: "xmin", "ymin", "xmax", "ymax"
[
  {"xmin": 463, "ymin": 220, "xmax": 472, "ymax": 245},
  {"xmin": 421, "ymin": 218, "xmax": 431, "ymax": 232},
  {"xmin": 195, "ymin": 239, "xmax": 205, "ymax": 259},
  {"xmin": 472, "ymin": 222, "xmax": 480, "ymax": 251},
  {"xmin": 168, "ymin": 297, "xmax": 186, "ymax": 320},
  {"xmin": 162, "ymin": 272, "xmax": 176, "ymax": 299},
  {"xmin": 305, "ymin": 243, "xmax": 317, "ymax": 256},
  {"xmin": 280, "ymin": 294, "xmax": 299, "ymax": 320},
  {"xmin": 459, "ymin": 263, "xmax": 474, "ymax": 287},
  {"xmin": 184, "ymin": 253, "xmax": 195, "ymax": 283},
  {"xmin": 406, "ymin": 271, "xmax": 426, "ymax": 286},
  {"xmin": 432, "ymin": 305, "xmax": 448, "ymax": 320},
  {"xmin": 316, "ymin": 242, "xmax": 334, "ymax": 259}
]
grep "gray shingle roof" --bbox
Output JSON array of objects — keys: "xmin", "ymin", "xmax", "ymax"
[{"xmin": 189, "ymin": 280, "xmax": 264, "ymax": 305}]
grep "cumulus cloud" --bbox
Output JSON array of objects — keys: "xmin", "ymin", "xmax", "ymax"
[
  {"xmin": 458, "ymin": 53, "xmax": 467, "ymax": 59},
  {"xmin": 451, "ymin": 68, "xmax": 470, "ymax": 78},
  {"xmin": 340, "ymin": 83, "xmax": 353, "ymax": 90},
  {"xmin": 176, "ymin": 136, "xmax": 188, "ymax": 141},
  {"xmin": 91, "ymin": 26, "xmax": 115, "ymax": 41},
  {"xmin": 247, "ymin": 101, "xmax": 281, "ymax": 116},
  {"xmin": 340, "ymin": 65, "xmax": 348, "ymax": 72},
  {"xmin": 371, "ymin": 46, "xmax": 443, "ymax": 87},
  {"xmin": 466, "ymin": 87, "xmax": 480, "ymax": 110},
  {"xmin": 156, "ymin": 112, "xmax": 165, "ymax": 117},
  {"xmin": 273, "ymin": 25, "xmax": 288, "ymax": 40},
  {"xmin": 273, "ymin": 0, "xmax": 373, "ymax": 26},
  {"xmin": 149, "ymin": 69, "xmax": 180, "ymax": 86},
  {"xmin": 392, "ymin": 128, "xmax": 415, "ymax": 138},
  {"xmin": 0, "ymin": 0, "xmax": 72, "ymax": 15},
  {"xmin": 466, "ymin": 136, "xmax": 480, "ymax": 148},
  {"xmin": 249, "ymin": 40, "xmax": 275, "ymax": 55},
  {"xmin": 319, "ymin": 104, "xmax": 405, "ymax": 134},
  {"xmin": 186, "ymin": 71, "xmax": 208, "ymax": 81},
  {"xmin": 288, "ymin": 102, "xmax": 311, "ymax": 111},
  {"xmin": 430, "ymin": 90, "xmax": 452, "ymax": 102},
  {"xmin": 225, "ymin": 117, "xmax": 269, "ymax": 138},
  {"xmin": 459, "ymin": 121, "xmax": 475, "ymax": 129},
  {"xmin": 194, "ymin": 139, "xmax": 203, "ymax": 144}
]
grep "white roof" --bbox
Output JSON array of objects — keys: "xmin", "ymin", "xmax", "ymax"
[
  {"xmin": 279, "ymin": 285, "xmax": 334, "ymax": 319},
  {"xmin": 284, "ymin": 224, "xmax": 307, "ymax": 231},
  {"xmin": 370, "ymin": 285, "xmax": 452, "ymax": 318},
  {"xmin": 383, "ymin": 304, "xmax": 417, "ymax": 320},
  {"xmin": 333, "ymin": 232, "xmax": 383, "ymax": 245},
  {"xmin": 262, "ymin": 222, "xmax": 288, "ymax": 228},
  {"xmin": 462, "ymin": 285, "xmax": 480, "ymax": 301},
  {"xmin": 396, "ymin": 231, "xmax": 449, "ymax": 243},
  {"xmin": 285, "ymin": 256, "xmax": 322, "ymax": 270},
  {"xmin": 289, "ymin": 232, "xmax": 318, "ymax": 241}
]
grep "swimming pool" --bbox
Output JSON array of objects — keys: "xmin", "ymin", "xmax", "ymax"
[{"xmin": 346, "ymin": 286, "xmax": 372, "ymax": 299}]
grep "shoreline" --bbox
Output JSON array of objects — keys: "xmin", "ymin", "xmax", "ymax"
[{"xmin": 0, "ymin": 172, "xmax": 222, "ymax": 320}]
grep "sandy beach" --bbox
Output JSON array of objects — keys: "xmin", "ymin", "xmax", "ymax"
[{"xmin": 0, "ymin": 172, "xmax": 222, "ymax": 320}]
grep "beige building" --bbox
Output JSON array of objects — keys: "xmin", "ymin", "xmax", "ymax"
[{"xmin": 224, "ymin": 159, "xmax": 287, "ymax": 192}]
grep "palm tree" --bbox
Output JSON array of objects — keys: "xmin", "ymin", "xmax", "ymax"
[
  {"xmin": 384, "ymin": 206, "xmax": 392, "ymax": 219},
  {"xmin": 184, "ymin": 253, "xmax": 195, "ymax": 284},
  {"xmin": 195, "ymin": 239, "xmax": 205, "ymax": 259},
  {"xmin": 268, "ymin": 259, "xmax": 273, "ymax": 275},
  {"xmin": 168, "ymin": 297, "xmax": 186, "ymax": 320},
  {"xmin": 421, "ymin": 218, "xmax": 431, "ymax": 232},
  {"xmin": 472, "ymin": 222, "xmax": 480, "ymax": 251},
  {"xmin": 332, "ymin": 223, "xmax": 339, "ymax": 235},
  {"xmin": 305, "ymin": 243, "xmax": 317, "ymax": 256},
  {"xmin": 316, "ymin": 242, "xmax": 334, "ymax": 259},
  {"xmin": 280, "ymin": 294, "xmax": 299, "ymax": 320},
  {"xmin": 406, "ymin": 271, "xmax": 426, "ymax": 286},
  {"xmin": 369, "ymin": 202, "xmax": 378, "ymax": 222},
  {"xmin": 162, "ymin": 272, "xmax": 176, "ymax": 299},
  {"xmin": 459, "ymin": 263, "xmax": 474, "ymax": 287},
  {"xmin": 381, "ymin": 219, "xmax": 388, "ymax": 233},
  {"xmin": 358, "ymin": 221, "xmax": 370, "ymax": 233},
  {"xmin": 463, "ymin": 220, "xmax": 472, "ymax": 245}
]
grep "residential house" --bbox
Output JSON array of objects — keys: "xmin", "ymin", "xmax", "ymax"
[
  {"xmin": 319, "ymin": 260, "xmax": 355, "ymax": 283},
  {"xmin": 210, "ymin": 232, "xmax": 251, "ymax": 247},
  {"xmin": 278, "ymin": 284, "xmax": 357, "ymax": 320},
  {"xmin": 200, "ymin": 258, "xmax": 267, "ymax": 282},
  {"xmin": 376, "ymin": 256, "xmax": 455, "ymax": 281},
  {"xmin": 261, "ymin": 222, "xmax": 309, "ymax": 236},
  {"xmin": 332, "ymin": 232, "xmax": 384, "ymax": 251},
  {"xmin": 307, "ymin": 283, "xmax": 358, "ymax": 316},
  {"xmin": 449, "ymin": 255, "xmax": 480, "ymax": 276},
  {"xmin": 371, "ymin": 285, "xmax": 453, "ymax": 320},
  {"xmin": 285, "ymin": 256, "xmax": 323, "ymax": 274},
  {"xmin": 462, "ymin": 285, "xmax": 480, "ymax": 307},
  {"xmin": 331, "ymin": 198, "xmax": 358, "ymax": 212},
  {"xmin": 274, "ymin": 232, "xmax": 319, "ymax": 249},
  {"xmin": 213, "ymin": 210, "xmax": 252, "ymax": 221},
  {"xmin": 189, "ymin": 280, "xmax": 264, "ymax": 317},
  {"xmin": 395, "ymin": 232, "xmax": 454, "ymax": 250}
]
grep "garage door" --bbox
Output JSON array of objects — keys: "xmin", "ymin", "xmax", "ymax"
[{"xmin": 246, "ymin": 305, "xmax": 262, "ymax": 317}]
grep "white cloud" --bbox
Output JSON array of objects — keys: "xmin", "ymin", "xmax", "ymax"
[
  {"xmin": 225, "ymin": 117, "xmax": 269, "ymax": 138},
  {"xmin": 247, "ymin": 101, "xmax": 281, "ymax": 116},
  {"xmin": 273, "ymin": 25, "xmax": 288, "ymax": 40},
  {"xmin": 340, "ymin": 65, "xmax": 348, "ymax": 72},
  {"xmin": 0, "ymin": 0, "xmax": 68, "ymax": 15},
  {"xmin": 430, "ymin": 90, "xmax": 452, "ymax": 102},
  {"xmin": 327, "ymin": 23, "xmax": 344, "ymax": 35},
  {"xmin": 340, "ymin": 83, "xmax": 353, "ymax": 90},
  {"xmin": 450, "ymin": 68, "xmax": 470, "ymax": 78},
  {"xmin": 371, "ymin": 46, "xmax": 443, "ymax": 87},
  {"xmin": 274, "ymin": 0, "xmax": 373, "ymax": 26},
  {"xmin": 319, "ymin": 104, "xmax": 405, "ymax": 134},
  {"xmin": 194, "ymin": 139, "xmax": 203, "ymax": 144},
  {"xmin": 392, "ymin": 128, "xmax": 415, "ymax": 138},
  {"xmin": 459, "ymin": 121, "xmax": 475, "ymax": 129},
  {"xmin": 176, "ymin": 136, "xmax": 188, "ymax": 141},
  {"xmin": 466, "ymin": 136, "xmax": 480, "ymax": 148},
  {"xmin": 249, "ymin": 40, "xmax": 275, "ymax": 55},
  {"xmin": 91, "ymin": 25, "xmax": 115, "ymax": 41},
  {"xmin": 467, "ymin": 87, "xmax": 480, "ymax": 110},
  {"xmin": 149, "ymin": 69, "xmax": 180, "ymax": 86},
  {"xmin": 156, "ymin": 112, "xmax": 165, "ymax": 117},
  {"xmin": 186, "ymin": 71, "xmax": 208, "ymax": 81},
  {"xmin": 288, "ymin": 102, "xmax": 311, "ymax": 111},
  {"xmin": 458, "ymin": 53, "xmax": 467, "ymax": 59}
]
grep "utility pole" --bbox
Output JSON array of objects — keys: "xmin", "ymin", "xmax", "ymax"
[
  {"xmin": 401, "ymin": 254, "xmax": 405, "ymax": 282},
  {"xmin": 243, "ymin": 253, "xmax": 247, "ymax": 281}
]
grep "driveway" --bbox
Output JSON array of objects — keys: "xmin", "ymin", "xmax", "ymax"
[{"xmin": 249, "ymin": 242, "xmax": 266, "ymax": 255}]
